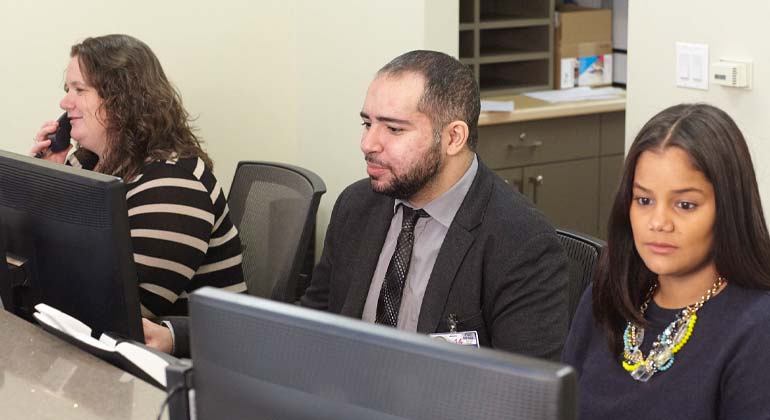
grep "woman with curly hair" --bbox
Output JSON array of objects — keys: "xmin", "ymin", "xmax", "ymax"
[{"xmin": 31, "ymin": 34, "xmax": 245, "ymax": 356}]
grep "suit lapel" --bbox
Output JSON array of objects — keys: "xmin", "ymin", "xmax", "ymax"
[
  {"xmin": 340, "ymin": 195, "xmax": 394, "ymax": 318},
  {"xmin": 416, "ymin": 161, "xmax": 495, "ymax": 333}
]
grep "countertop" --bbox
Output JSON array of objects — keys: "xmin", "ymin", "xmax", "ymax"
[
  {"xmin": 479, "ymin": 91, "xmax": 626, "ymax": 126},
  {"xmin": 0, "ymin": 310, "xmax": 167, "ymax": 420}
]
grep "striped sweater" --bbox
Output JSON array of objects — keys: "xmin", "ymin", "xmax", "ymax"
[{"xmin": 70, "ymin": 152, "xmax": 246, "ymax": 318}]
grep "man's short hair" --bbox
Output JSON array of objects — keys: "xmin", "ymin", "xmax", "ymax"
[{"xmin": 378, "ymin": 50, "xmax": 481, "ymax": 150}]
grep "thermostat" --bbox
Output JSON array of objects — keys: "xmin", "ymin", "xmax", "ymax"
[{"xmin": 711, "ymin": 59, "xmax": 752, "ymax": 89}]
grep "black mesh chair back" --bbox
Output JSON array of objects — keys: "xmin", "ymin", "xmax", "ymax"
[
  {"xmin": 227, "ymin": 161, "xmax": 326, "ymax": 303},
  {"xmin": 556, "ymin": 229, "xmax": 605, "ymax": 325}
]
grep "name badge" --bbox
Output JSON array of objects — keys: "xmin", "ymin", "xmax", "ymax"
[{"xmin": 429, "ymin": 331, "xmax": 479, "ymax": 348}]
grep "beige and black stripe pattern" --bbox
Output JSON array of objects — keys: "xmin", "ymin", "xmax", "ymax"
[
  {"xmin": 125, "ymin": 157, "xmax": 246, "ymax": 318},
  {"xmin": 63, "ymin": 158, "xmax": 246, "ymax": 318},
  {"xmin": 67, "ymin": 153, "xmax": 246, "ymax": 318}
]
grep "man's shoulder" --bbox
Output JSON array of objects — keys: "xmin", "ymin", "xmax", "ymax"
[
  {"xmin": 342, "ymin": 178, "xmax": 376, "ymax": 196},
  {"xmin": 339, "ymin": 178, "xmax": 387, "ymax": 203},
  {"xmin": 331, "ymin": 178, "xmax": 392, "ymax": 215},
  {"xmin": 480, "ymin": 169, "xmax": 555, "ymax": 233}
]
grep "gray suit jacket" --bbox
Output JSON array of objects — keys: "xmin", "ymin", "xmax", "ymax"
[{"xmin": 301, "ymin": 160, "xmax": 569, "ymax": 360}]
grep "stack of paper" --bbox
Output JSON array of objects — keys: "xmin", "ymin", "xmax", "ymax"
[{"xmin": 523, "ymin": 87, "xmax": 625, "ymax": 103}]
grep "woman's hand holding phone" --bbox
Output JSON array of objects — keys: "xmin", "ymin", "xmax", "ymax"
[{"xmin": 31, "ymin": 114, "xmax": 72, "ymax": 164}]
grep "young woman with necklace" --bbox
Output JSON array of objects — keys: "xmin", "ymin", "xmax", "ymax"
[{"xmin": 562, "ymin": 104, "xmax": 770, "ymax": 419}]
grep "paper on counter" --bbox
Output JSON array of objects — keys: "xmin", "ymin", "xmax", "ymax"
[
  {"xmin": 523, "ymin": 86, "xmax": 625, "ymax": 103},
  {"xmin": 480, "ymin": 100, "xmax": 515, "ymax": 112}
]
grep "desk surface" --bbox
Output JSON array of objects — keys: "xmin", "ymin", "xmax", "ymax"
[
  {"xmin": 479, "ymin": 92, "xmax": 626, "ymax": 126},
  {"xmin": 0, "ymin": 310, "xmax": 167, "ymax": 420}
]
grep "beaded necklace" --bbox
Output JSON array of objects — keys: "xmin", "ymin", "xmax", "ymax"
[{"xmin": 622, "ymin": 276, "xmax": 725, "ymax": 382}]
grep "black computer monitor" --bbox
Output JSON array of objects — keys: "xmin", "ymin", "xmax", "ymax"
[
  {"xmin": 0, "ymin": 218, "xmax": 11, "ymax": 310},
  {"xmin": 187, "ymin": 287, "xmax": 578, "ymax": 420},
  {"xmin": 0, "ymin": 150, "xmax": 142, "ymax": 341}
]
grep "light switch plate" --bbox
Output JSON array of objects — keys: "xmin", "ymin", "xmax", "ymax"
[{"xmin": 676, "ymin": 42, "xmax": 709, "ymax": 90}]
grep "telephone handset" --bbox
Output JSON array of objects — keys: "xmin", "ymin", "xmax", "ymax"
[{"xmin": 47, "ymin": 113, "xmax": 72, "ymax": 152}]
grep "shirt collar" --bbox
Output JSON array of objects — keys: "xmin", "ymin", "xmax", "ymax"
[{"xmin": 394, "ymin": 154, "xmax": 478, "ymax": 228}]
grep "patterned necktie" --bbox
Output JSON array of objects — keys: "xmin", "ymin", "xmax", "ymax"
[{"xmin": 375, "ymin": 205, "xmax": 429, "ymax": 327}]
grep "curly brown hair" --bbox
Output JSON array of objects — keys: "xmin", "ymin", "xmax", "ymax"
[{"xmin": 71, "ymin": 34, "xmax": 212, "ymax": 180}]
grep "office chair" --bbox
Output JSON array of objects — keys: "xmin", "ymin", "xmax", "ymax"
[
  {"xmin": 227, "ymin": 161, "xmax": 326, "ymax": 303},
  {"xmin": 555, "ymin": 229, "xmax": 605, "ymax": 325}
]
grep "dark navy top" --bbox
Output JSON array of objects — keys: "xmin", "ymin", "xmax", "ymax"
[{"xmin": 562, "ymin": 284, "xmax": 770, "ymax": 420}]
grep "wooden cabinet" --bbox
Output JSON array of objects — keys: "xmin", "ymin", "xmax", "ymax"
[
  {"xmin": 460, "ymin": 0, "xmax": 555, "ymax": 95},
  {"xmin": 478, "ymin": 111, "xmax": 625, "ymax": 238},
  {"xmin": 524, "ymin": 159, "xmax": 600, "ymax": 236},
  {"xmin": 599, "ymin": 155, "xmax": 623, "ymax": 238}
]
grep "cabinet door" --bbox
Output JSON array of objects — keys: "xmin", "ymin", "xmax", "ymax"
[
  {"xmin": 494, "ymin": 167, "xmax": 524, "ymax": 193},
  {"xmin": 600, "ymin": 112, "xmax": 626, "ymax": 155},
  {"xmin": 477, "ymin": 115, "xmax": 600, "ymax": 170},
  {"xmin": 523, "ymin": 158, "xmax": 600, "ymax": 237},
  {"xmin": 599, "ymin": 155, "xmax": 624, "ymax": 239}
]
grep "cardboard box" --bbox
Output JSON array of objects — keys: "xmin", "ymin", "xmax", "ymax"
[{"xmin": 554, "ymin": 5, "xmax": 613, "ymax": 89}]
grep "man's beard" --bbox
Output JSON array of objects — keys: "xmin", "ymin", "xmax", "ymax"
[{"xmin": 368, "ymin": 134, "xmax": 443, "ymax": 200}]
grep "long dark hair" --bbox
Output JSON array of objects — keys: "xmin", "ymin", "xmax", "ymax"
[
  {"xmin": 594, "ymin": 103, "xmax": 770, "ymax": 355},
  {"xmin": 71, "ymin": 34, "xmax": 212, "ymax": 180}
]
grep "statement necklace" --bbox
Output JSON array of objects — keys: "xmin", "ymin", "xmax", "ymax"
[{"xmin": 622, "ymin": 276, "xmax": 725, "ymax": 382}]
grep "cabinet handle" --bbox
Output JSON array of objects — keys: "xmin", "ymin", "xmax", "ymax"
[
  {"xmin": 528, "ymin": 175, "xmax": 544, "ymax": 204},
  {"xmin": 507, "ymin": 133, "xmax": 543, "ymax": 150},
  {"xmin": 503, "ymin": 178, "xmax": 524, "ymax": 192}
]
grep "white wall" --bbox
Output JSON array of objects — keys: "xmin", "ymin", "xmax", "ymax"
[
  {"xmin": 293, "ymin": 1, "xmax": 457, "ymax": 249},
  {"xmin": 627, "ymin": 0, "xmax": 770, "ymax": 215},
  {"xmin": 1, "ymin": 0, "xmax": 458, "ymax": 252}
]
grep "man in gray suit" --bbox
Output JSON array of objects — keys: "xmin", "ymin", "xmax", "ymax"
[{"xmin": 301, "ymin": 50, "xmax": 569, "ymax": 360}]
